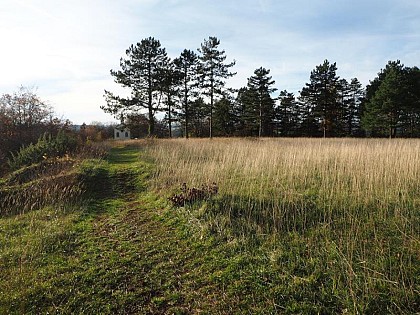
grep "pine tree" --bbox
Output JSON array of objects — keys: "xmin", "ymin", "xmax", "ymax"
[
  {"xmin": 277, "ymin": 90, "xmax": 300, "ymax": 136},
  {"xmin": 296, "ymin": 94, "xmax": 319, "ymax": 137},
  {"xmin": 189, "ymin": 98, "xmax": 209, "ymax": 137},
  {"xmin": 404, "ymin": 67, "xmax": 420, "ymax": 137},
  {"xmin": 336, "ymin": 78, "xmax": 351, "ymax": 136},
  {"xmin": 198, "ymin": 36, "xmax": 236, "ymax": 138},
  {"xmin": 300, "ymin": 60, "xmax": 340, "ymax": 137},
  {"xmin": 102, "ymin": 37, "xmax": 169, "ymax": 136},
  {"xmin": 160, "ymin": 61, "xmax": 181, "ymax": 138},
  {"xmin": 362, "ymin": 61, "xmax": 406, "ymax": 138},
  {"xmin": 246, "ymin": 67, "xmax": 277, "ymax": 137},
  {"xmin": 213, "ymin": 97, "xmax": 236, "ymax": 136},
  {"xmin": 234, "ymin": 87, "xmax": 257, "ymax": 136},
  {"xmin": 173, "ymin": 49, "xmax": 200, "ymax": 138},
  {"xmin": 347, "ymin": 78, "xmax": 365, "ymax": 136}
]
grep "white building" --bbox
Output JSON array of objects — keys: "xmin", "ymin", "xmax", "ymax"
[{"xmin": 114, "ymin": 125, "xmax": 131, "ymax": 140}]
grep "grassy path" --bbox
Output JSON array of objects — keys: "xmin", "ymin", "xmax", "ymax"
[{"xmin": 0, "ymin": 144, "xmax": 265, "ymax": 314}]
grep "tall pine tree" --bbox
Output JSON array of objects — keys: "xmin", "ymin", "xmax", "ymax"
[
  {"xmin": 213, "ymin": 97, "xmax": 236, "ymax": 136},
  {"xmin": 160, "ymin": 61, "xmax": 180, "ymax": 138},
  {"xmin": 277, "ymin": 90, "xmax": 300, "ymax": 136},
  {"xmin": 346, "ymin": 78, "xmax": 364, "ymax": 136},
  {"xmin": 403, "ymin": 67, "xmax": 420, "ymax": 136},
  {"xmin": 198, "ymin": 36, "xmax": 236, "ymax": 138},
  {"xmin": 173, "ymin": 49, "xmax": 200, "ymax": 138},
  {"xmin": 102, "ymin": 37, "xmax": 169, "ymax": 136},
  {"xmin": 246, "ymin": 67, "xmax": 277, "ymax": 137},
  {"xmin": 300, "ymin": 60, "xmax": 340, "ymax": 137},
  {"xmin": 362, "ymin": 61, "xmax": 406, "ymax": 138},
  {"xmin": 234, "ymin": 87, "xmax": 257, "ymax": 136}
]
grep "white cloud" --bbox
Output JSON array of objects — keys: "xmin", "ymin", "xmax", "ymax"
[
  {"xmin": 0, "ymin": 0, "xmax": 418, "ymax": 123},
  {"xmin": 41, "ymin": 78, "xmax": 122, "ymax": 124}
]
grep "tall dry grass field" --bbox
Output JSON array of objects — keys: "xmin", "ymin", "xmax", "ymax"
[{"xmin": 147, "ymin": 138, "xmax": 420, "ymax": 312}]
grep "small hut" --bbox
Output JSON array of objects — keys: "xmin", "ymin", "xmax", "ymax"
[{"xmin": 114, "ymin": 125, "xmax": 131, "ymax": 140}]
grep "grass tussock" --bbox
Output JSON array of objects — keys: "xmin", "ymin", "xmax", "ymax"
[{"xmin": 0, "ymin": 158, "xmax": 83, "ymax": 216}]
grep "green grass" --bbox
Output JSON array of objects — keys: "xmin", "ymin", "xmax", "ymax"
[{"xmin": 1, "ymin": 140, "xmax": 419, "ymax": 314}]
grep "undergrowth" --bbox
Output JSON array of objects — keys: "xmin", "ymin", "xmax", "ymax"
[{"xmin": 8, "ymin": 131, "xmax": 78, "ymax": 171}]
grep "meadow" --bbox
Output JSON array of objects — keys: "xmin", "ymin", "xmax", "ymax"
[
  {"xmin": 147, "ymin": 138, "xmax": 420, "ymax": 313},
  {"xmin": 0, "ymin": 138, "xmax": 419, "ymax": 314}
]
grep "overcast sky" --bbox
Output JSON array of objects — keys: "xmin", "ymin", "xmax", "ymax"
[{"xmin": 1, "ymin": 0, "xmax": 419, "ymax": 124}]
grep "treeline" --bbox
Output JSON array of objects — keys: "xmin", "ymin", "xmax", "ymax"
[
  {"xmin": 0, "ymin": 87, "xmax": 68, "ymax": 173},
  {"xmin": 103, "ymin": 36, "xmax": 420, "ymax": 138},
  {"xmin": 0, "ymin": 87, "xmax": 113, "ymax": 175}
]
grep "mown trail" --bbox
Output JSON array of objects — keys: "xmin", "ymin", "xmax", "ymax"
[
  {"xmin": 0, "ymin": 143, "xmax": 259, "ymax": 314},
  {"xmin": 80, "ymin": 144, "xmax": 261, "ymax": 314}
]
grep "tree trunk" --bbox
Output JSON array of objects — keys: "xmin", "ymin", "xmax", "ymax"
[
  {"xmin": 184, "ymin": 79, "xmax": 189, "ymax": 139},
  {"xmin": 168, "ymin": 94, "xmax": 172, "ymax": 138},
  {"xmin": 147, "ymin": 63, "xmax": 154, "ymax": 137},
  {"xmin": 210, "ymin": 77, "xmax": 214, "ymax": 139},
  {"xmin": 148, "ymin": 108, "xmax": 154, "ymax": 137},
  {"xmin": 258, "ymin": 99, "xmax": 262, "ymax": 138}
]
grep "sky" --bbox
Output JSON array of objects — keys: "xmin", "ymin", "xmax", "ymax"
[{"xmin": 0, "ymin": 0, "xmax": 419, "ymax": 124}]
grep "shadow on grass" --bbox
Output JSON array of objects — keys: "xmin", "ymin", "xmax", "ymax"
[
  {"xmin": 200, "ymin": 194, "xmax": 335, "ymax": 240},
  {"xmin": 79, "ymin": 163, "xmax": 146, "ymax": 199},
  {"xmin": 107, "ymin": 146, "xmax": 141, "ymax": 165},
  {"xmin": 77, "ymin": 145, "xmax": 151, "ymax": 216}
]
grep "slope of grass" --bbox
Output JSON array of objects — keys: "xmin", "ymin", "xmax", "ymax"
[{"xmin": 1, "ymin": 139, "xmax": 419, "ymax": 314}]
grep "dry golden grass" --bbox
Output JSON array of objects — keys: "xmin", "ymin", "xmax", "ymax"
[
  {"xmin": 149, "ymin": 138, "xmax": 420, "ymax": 215},
  {"xmin": 146, "ymin": 138, "xmax": 420, "ymax": 311},
  {"xmin": 147, "ymin": 137, "xmax": 420, "ymax": 237}
]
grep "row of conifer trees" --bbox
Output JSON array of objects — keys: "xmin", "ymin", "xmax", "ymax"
[{"xmin": 102, "ymin": 36, "xmax": 420, "ymax": 138}]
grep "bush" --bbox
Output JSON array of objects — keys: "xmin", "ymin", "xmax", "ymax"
[{"xmin": 8, "ymin": 131, "xmax": 78, "ymax": 170}]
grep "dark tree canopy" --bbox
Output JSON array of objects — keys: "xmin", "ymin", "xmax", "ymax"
[
  {"xmin": 234, "ymin": 87, "xmax": 257, "ymax": 136},
  {"xmin": 300, "ymin": 60, "xmax": 341, "ymax": 137},
  {"xmin": 102, "ymin": 37, "xmax": 169, "ymax": 136},
  {"xmin": 277, "ymin": 90, "xmax": 301, "ymax": 137},
  {"xmin": 160, "ymin": 61, "xmax": 181, "ymax": 138},
  {"xmin": 198, "ymin": 36, "xmax": 236, "ymax": 138},
  {"xmin": 173, "ymin": 49, "xmax": 200, "ymax": 138},
  {"xmin": 246, "ymin": 67, "xmax": 277, "ymax": 137},
  {"xmin": 362, "ymin": 61, "xmax": 420, "ymax": 137}
]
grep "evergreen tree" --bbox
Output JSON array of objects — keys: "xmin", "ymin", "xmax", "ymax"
[
  {"xmin": 346, "ymin": 78, "xmax": 365, "ymax": 136},
  {"xmin": 363, "ymin": 62, "xmax": 420, "ymax": 138},
  {"xmin": 362, "ymin": 61, "xmax": 406, "ymax": 137},
  {"xmin": 173, "ymin": 49, "xmax": 200, "ymax": 138},
  {"xmin": 160, "ymin": 61, "xmax": 180, "ymax": 138},
  {"xmin": 102, "ymin": 37, "xmax": 169, "ymax": 136},
  {"xmin": 189, "ymin": 98, "xmax": 209, "ymax": 137},
  {"xmin": 246, "ymin": 67, "xmax": 277, "ymax": 137},
  {"xmin": 213, "ymin": 97, "xmax": 236, "ymax": 136},
  {"xmin": 300, "ymin": 60, "xmax": 340, "ymax": 137},
  {"xmin": 198, "ymin": 36, "xmax": 236, "ymax": 138},
  {"xmin": 233, "ymin": 87, "xmax": 257, "ymax": 136},
  {"xmin": 336, "ymin": 78, "xmax": 351, "ymax": 136},
  {"xmin": 403, "ymin": 67, "xmax": 420, "ymax": 137},
  {"xmin": 277, "ymin": 90, "xmax": 300, "ymax": 136},
  {"xmin": 296, "ymin": 94, "xmax": 319, "ymax": 137}
]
